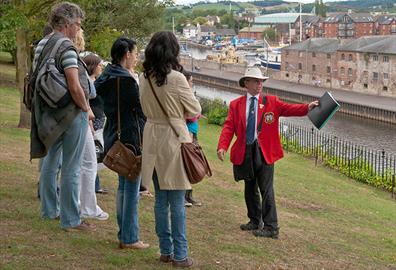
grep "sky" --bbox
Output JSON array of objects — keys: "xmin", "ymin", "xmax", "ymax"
[{"xmin": 174, "ymin": 0, "xmax": 345, "ymax": 4}]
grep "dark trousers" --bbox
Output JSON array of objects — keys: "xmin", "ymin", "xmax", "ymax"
[{"xmin": 243, "ymin": 144, "xmax": 278, "ymax": 230}]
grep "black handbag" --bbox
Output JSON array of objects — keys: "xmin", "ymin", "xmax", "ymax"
[{"xmin": 233, "ymin": 96, "xmax": 266, "ymax": 182}]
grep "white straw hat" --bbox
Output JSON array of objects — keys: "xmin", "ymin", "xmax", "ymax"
[{"xmin": 239, "ymin": 67, "xmax": 269, "ymax": 87}]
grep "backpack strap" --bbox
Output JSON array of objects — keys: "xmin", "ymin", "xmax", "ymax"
[
  {"xmin": 257, "ymin": 95, "xmax": 266, "ymax": 133},
  {"xmin": 36, "ymin": 37, "xmax": 70, "ymax": 73}
]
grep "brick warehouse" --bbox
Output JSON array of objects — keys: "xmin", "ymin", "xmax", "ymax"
[{"xmin": 281, "ymin": 36, "xmax": 396, "ymax": 97}]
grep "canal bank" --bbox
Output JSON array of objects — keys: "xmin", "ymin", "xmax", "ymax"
[{"xmin": 187, "ymin": 66, "xmax": 396, "ymax": 124}]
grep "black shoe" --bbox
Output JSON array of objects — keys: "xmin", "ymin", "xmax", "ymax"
[
  {"xmin": 240, "ymin": 221, "xmax": 259, "ymax": 231},
  {"xmin": 186, "ymin": 197, "xmax": 202, "ymax": 206},
  {"xmin": 253, "ymin": 227, "xmax": 279, "ymax": 239}
]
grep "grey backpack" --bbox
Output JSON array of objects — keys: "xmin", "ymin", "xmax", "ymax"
[{"xmin": 35, "ymin": 38, "xmax": 73, "ymax": 108}]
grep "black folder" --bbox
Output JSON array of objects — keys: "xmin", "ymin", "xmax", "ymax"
[{"xmin": 308, "ymin": 91, "xmax": 340, "ymax": 130}]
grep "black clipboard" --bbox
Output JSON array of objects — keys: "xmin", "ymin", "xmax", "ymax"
[{"xmin": 308, "ymin": 91, "xmax": 340, "ymax": 130}]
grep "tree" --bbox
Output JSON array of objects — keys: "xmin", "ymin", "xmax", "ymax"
[
  {"xmin": 319, "ymin": 0, "xmax": 327, "ymax": 17},
  {"xmin": 1, "ymin": 0, "xmax": 173, "ymax": 128},
  {"xmin": 262, "ymin": 28, "xmax": 277, "ymax": 43},
  {"xmin": 314, "ymin": 0, "xmax": 326, "ymax": 17},
  {"xmin": 220, "ymin": 12, "xmax": 235, "ymax": 29},
  {"xmin": 193, "ymin": 16, "xmax": 207, "ymax": 26}
]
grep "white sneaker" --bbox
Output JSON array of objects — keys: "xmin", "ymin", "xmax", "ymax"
[
  {"xmin": 81, "ymin": 211, "xmax": 109, "ymax": 221},
  {"xmin": 95, "ymin": 211, "xmax": 109, "ymax": 221}
]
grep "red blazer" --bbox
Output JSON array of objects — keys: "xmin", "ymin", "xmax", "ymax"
[{"xmin": 217, "ymin": 94, "xmax": 309, "ymax": 165}]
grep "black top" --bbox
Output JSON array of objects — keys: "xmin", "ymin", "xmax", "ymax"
[{"xmin": 95, "ymin": 64, "xmax": 146, "ymax": 154}]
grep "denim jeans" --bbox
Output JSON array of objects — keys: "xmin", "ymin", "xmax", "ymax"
[
  {"xmin": 40, "ymin": 111, "xmax": 88, "ymax": 229},
  {"xmin": 153, "ymin": 172, "xmax": 188, "ymax": 261},
  {"xmin": 117, "ymin": 175, "xmax": 141, "ymax": 244},
  {"xmin": 95, "ymin": 174, "xmax": 100, "ymax": 192}
]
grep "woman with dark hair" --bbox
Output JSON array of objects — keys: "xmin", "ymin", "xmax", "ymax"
[
  {"xmin": 95, "ymin": 37, "xmax": 149, "ymax": 249},
  {"xmin": 140, "ymin": 31, "xmax": 201, "ymax": 268}
]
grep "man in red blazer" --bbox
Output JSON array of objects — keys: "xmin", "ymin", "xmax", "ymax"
[{"xmin": 217, "ymin": 68, "xmax": 318, "ymax": 239}]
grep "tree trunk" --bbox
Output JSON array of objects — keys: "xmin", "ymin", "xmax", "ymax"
[{"xmin": 16, "ymin": 28, "xmax": 31, "ymax": 129}]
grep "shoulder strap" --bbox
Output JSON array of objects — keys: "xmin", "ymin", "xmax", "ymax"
[
  {"xmin": 257, "ymin": 95, "xmax": 266, "ymax": 132},
  {"xmin": 48, "ymin": 38, "xmax": 69, "ymax": 59},
  {"xmin": 31, "ymin": 35, "xmax": 57, "ymax": 76},
  {"xmin": 147, "ymin": 77, "xmax": 180, "ymax": 138},
  {"xmin": 36, "ymin": 37, "xmax": 69, "ymax": 73},
  {"xmin": 116, "ymin": 77, "xmax": 121, "ymax": 139}
]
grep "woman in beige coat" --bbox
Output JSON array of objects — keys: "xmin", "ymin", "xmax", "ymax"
[{"xmin": 139, "ymin": 31, "xmax": 201, "ymax": 268}]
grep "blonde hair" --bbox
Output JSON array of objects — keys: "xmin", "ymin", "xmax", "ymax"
[{"xmin": 74, "ymin": 28, "xmax": 85, "ymax": 52}]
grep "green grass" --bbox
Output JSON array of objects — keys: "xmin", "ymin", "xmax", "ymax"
[
  {"xmin": 0, "ymin": 51, "xmax": 16, "ymax": 83},
  {"xmin": 0, "ymin": 87, "xmax": 395, "ymax": 269},
  {"xmin": 0, "ymin": 51, "xmax": 13, "ymax": 63}
]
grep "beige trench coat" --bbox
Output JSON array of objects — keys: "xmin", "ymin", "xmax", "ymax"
[{"xmin": 139, "ymin": 70, "xmax": 201, "ymax": 190}]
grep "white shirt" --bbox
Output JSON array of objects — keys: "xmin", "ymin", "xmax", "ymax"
[{"xmin": 246, "ymin": 93, "xmax": 260, "ymax": 141}]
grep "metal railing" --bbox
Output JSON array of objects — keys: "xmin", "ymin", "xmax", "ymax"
[{"xmin": 279, "ymin": 121, "xmax": 396, "ymax": 196}]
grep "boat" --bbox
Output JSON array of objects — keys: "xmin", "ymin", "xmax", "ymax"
[{"xmin": 255, "ymin": 50, "xmax": 281, "ymax": 70}]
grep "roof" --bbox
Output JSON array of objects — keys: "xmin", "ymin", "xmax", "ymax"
[
  {"xmin": 283, "ymin": 38, "xmax": 340, "ymax": 53},
  {"xmin": 338, "ymin": 36, "xmax": 387, "ymax": 51},
  {"xmin": 200, "ymin": 25, "xmax": 216, "ymax": 32},
  {"xmin": 215, "ymin": 28, "xmax": 236, "ymax": 36},
  {"xmin": 376, "ymin": 14, "xmax": 396, "ymax": 25},
  {"xmin": 183, "ymin": 25, "xmax": 197, "ymax": 30},
  {"xmin": 339, "ymin": 36, "xmax": 396, "ymax": 54},
  {"xmin": 239, "ymin": 26, "xmax": 269, "ymax": 33},
  {"xmin": 300, "ymin": 15, "xmax": 321, "ymax": 25},
  {"xmin": 254, "ymin": 13, "xmax": 311, "ymax": 24},
  {"xmin": 324, "ymin": 13, "xmax": 375, "ymax": 23}
]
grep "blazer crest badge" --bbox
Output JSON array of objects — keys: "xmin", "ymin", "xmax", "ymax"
[{"xmin": 264, "ymin": 112, "xmax": 274, "ymax": 124}]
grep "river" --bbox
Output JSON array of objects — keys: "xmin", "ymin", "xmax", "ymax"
[{"xmin": 193, "ymin": 83, "xmax": 396, "ymax": 156}]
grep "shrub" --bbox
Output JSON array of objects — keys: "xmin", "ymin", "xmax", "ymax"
[{"xmin": 201, "ymin": 98, "xmax": 228, "ymax": 126}]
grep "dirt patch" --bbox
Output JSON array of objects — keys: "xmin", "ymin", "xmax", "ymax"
[{"xmin": 279, "ymin": 197, "xmax": 323, "ymax": 211}]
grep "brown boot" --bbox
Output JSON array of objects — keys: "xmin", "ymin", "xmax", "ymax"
[
  {"xmin": 159, "ymin": 254, "xmax": 173, "ymax": 263},
  {"xmin": 172, "ymin": 257, "xmax": 193, "ymax": 268},
  {"xmin": 64, "ymin": 220, "xmax": 97, "ymax": 232}
]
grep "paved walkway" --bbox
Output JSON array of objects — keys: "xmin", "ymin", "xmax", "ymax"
[{"xmin": 193, "ymin": 68, "xmax": 396, "ymax": 112}]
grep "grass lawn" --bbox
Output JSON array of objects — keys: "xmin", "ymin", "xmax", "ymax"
[
  {"xmin": 0, "ymin": 86, "xmax": 395, "ymax": 269},
  {"xmin": 0, "ymin": 52, "xmax": 16, "ymax": 85}
]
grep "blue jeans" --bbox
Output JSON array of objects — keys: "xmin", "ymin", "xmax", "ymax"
[
  {"xmin": 117, "ymin": 175, "xmax": 141, "ymax": 244},
  {"xmin": 40, "ymin": 111, "xmax": 88, "ymax": 228},
  {"xmin": 153, "ymin": 172, "xmax": 188, "ymax": 261},
  {"xmin": 95, "ymin": 174, "xmax": 100, "ymax": 192}
]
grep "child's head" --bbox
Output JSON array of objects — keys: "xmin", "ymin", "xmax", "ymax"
[{"xmin": 83, "ymin": 54, "xmax": 103, "ymax": 78}]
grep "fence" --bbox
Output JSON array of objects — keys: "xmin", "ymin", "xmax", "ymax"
[{"xmin": 279, "ymin": 121, "xmax": 396, "ymax": 196}]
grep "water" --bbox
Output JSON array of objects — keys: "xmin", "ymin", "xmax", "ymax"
[{"xmin": 193, "ymin": 84, "xmax": 396, "ymax": 155}]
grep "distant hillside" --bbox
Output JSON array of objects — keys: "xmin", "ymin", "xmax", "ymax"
[
  {"xmin": 326, "ymin": 0, "xmax": 396, "ymax": 12},
  {"xmin": 180, "ymin": 0, "xmax": 395, "ymax": 14}
]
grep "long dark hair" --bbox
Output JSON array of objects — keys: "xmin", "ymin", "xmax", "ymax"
[
  {"xmin": 143, "ymin": 31, "xmax": 183, "ymax": 87},
  {"xmin": 111, "ymin": 37, "xmax": 136, "ymax": 65}
]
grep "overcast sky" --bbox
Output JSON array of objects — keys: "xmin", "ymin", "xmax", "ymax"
[{"xmin": 174, "ymin": 0, "xmax": 344, "ymax": 4}]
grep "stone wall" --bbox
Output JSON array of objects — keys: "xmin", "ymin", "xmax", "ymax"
[{"xmin": 180, "ymin": 56, "xmax": 281, "ymax": 79}]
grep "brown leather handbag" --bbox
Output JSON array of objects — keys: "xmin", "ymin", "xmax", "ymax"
[
  {"xmin": 148, "ymin": 77, "xmax": 212, "ymax": 184},
  {"xmin": 103, "ymin": 78, "xmax": 142, "ymax": 180}
]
